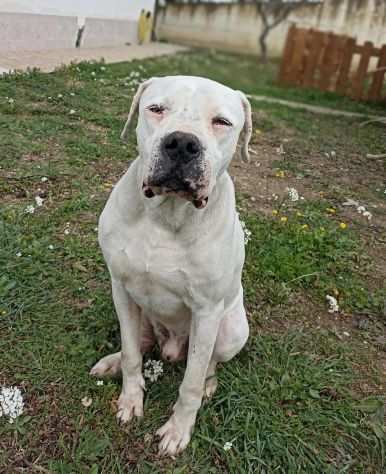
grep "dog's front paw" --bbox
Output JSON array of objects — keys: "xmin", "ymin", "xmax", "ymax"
[
  {"xmin": 116, "ymin": 392, "xmax": 143, "ymax": 425},
  {"xmin": 156, "ymin": 413, "xmax": 195, "ymax": 456}
]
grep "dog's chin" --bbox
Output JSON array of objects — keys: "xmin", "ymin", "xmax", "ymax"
[{"xmin": 142, "ymin": 184, "xmax": 209, "ymax": 209}]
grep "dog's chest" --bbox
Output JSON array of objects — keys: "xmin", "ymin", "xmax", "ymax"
[{"xmin": 109, "ymin": 222, "xmax": 189, "ymax": 315}]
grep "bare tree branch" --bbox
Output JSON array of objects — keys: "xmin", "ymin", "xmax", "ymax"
[{"xmin": 253, "ymin": 0, "xmax": 321, "ymax": 62}]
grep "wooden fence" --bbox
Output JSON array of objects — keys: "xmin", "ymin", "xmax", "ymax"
[{"xmin": 278, "ymin": 25, "xmax": 386, "ymax": 102}]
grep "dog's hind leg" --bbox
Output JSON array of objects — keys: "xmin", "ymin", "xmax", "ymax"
[
  {"xmin": 204, "ymin": 293, "xmax": 249, "ymax": 398},
  {"xmin": 204, "ymin": 360, "xmax": 218, "ymax": 398},
  {"xmin": 90, "ymin": 351, "xmax": 121, "ymax": 377},
  {"xmin": 90, "ymin": 311, "xmax": 156, "ymax": 377}
]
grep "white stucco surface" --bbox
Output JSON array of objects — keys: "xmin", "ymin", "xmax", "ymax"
[{"xmin": 0, "ymin": 0, "xmax": 155, "ymax": 20}]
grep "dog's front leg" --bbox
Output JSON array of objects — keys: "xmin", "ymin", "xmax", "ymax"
[
  {"xmin": 157, "ymin": 301, "xmax": 223, "ymax": 456},
  {"xmin": 111, "ymin": 279, "xmax": 144, "ymax": 424}
]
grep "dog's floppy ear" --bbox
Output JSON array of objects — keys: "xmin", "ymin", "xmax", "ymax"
[
  {"xmin": 120, "ymin": 78, "xmax": 155, "ymax": 141},
  {"xmin": 237, "ymin": 91, "xmax": 252, "ymax": 163}
]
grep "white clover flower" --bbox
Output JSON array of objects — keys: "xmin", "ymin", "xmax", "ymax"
[
  {"xmin": 35, "ymin": 196, "xmax": 44, "ymax": 207},
  {"xmin": 41, "ymin": 176, "xmax": 48, "ymax": 182},
  {"xmin": 57, "ymin": 94, "xmax": 63, "ymax": 99},
  {"xmin": 143, "ymin": 359, "xmax": 164, "ymax": 382},
  {"xmin": 100, "ymin": 66, "xmax": 106, "ymax": 71},
  {"xmin": 69, "ymin": 109, "xmax": 76, "ymax": 115},
  {"xmin": 8, "ymin": 98, "xmax": 14, "ymax": 104},
  {"xmin": 91, "ymin": 71, "xmax": 96, "ymax": 76},
  {"xmin": 48, "ymin": 244, "xmax": 54, "ymax": 250},
  {"xmin": 276, "ymin": 144, "xmax": 285, "ymax": 155},
  {"xmin": 287, "ymin": 187, "xmax": 299, "ymax": 202},
  {"xmin": 0, "ymin": 386, "xmax": 24, "ymax": 423},
  {"xmin": 342, "ymin": 198, "xmax": 359, "ymax": 207},
  {"xmin": 357, "ymin": 206, "xmax": 366, "ymax": 213},
  {"xmin": 25, "ymin": 204, "xmax": 35, "ymax": 214},
  {"xmin": 240, "ymin": 220, "xmax": 252, "ymax": 245},
  {"xmin": 96, "ymin": 380, "xmax": 104, "ymax": 386},
  {"xmin": 70, "ymin": 92, "xmax": 75, "ymax": 97},
  {"xmin": 223, "ymin": 441, "xmax": 233, "ymax": 451},
  {"xmin": 81, "ymin": 396, "xmax": 92, "ymax": 407},
  {"xmin": 64, "ymin": 228, "xmax": 70, "ymax": 235},
  {"xmin": 16, "ymin": 252, "xmax": 22, "ymax": 257},
  {"xmin": 362, "ymin": 210, "xmax": 372, "ymax": 221},
  {"xmin": 326, "ymin": 295, "xmax": 339, "ymax": 313}
]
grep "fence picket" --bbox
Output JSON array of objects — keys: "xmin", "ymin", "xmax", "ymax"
[
  {"xmin": 336, "ymin": 37, "xmax": 356, "ymax": 95},
  {"xmin": 302, "ymin": 30, "xmax": 323, "ymax": 88},
  {"xmin": 318, "ymin": 33, "xmax": 339, "ymax": 91},
  {"xmin": 278, "ymin": 25, "xmax": 296, "ymax": 84},
  {"xmin": 286, "ymin": 28, "xmax": 308, "ymax": 85},
  {"xmin": 368, "ymin": 45, "xmax": 386, "ymax": 101},
  {"xmin": 351, "ymin": 41, "xmax": 374, "ymax": 100},
  {"xmin": 278, "ymin": 27, "xmax": 385, "ymax": 102}
]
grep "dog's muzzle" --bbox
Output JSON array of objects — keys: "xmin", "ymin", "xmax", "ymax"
[{"xmin": 143, "ymin": 131, "xmax": 209, "ymax": 209}]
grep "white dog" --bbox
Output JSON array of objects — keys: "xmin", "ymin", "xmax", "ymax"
[{"xmin": 90, "ymin": 76, "xmax": 252, "ymax": 456}]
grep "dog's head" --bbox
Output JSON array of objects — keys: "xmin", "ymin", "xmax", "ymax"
[{"xmin": 121, "ymin": 76, "xmax": 252, "ymax": 209}]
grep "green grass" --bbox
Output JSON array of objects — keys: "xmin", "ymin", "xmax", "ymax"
[
  {"xmin": 1, "ymin": 51, "xmax": 385, "ymax": 473},
  {"xmin": 243, "ymin": 201, "xmax": 385, "ymax": 315}
]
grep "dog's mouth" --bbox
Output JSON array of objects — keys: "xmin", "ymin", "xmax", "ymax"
[{"xmin": 142, "ymin": 183, "xmax": 209, "ymax": 209}]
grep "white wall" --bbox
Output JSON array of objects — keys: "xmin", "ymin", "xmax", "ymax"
[
  {"xmin": 157, "ymin": 0, "xmax": 386, "ymax": 57},
  {"xmin": 0, "ymin": 0, "xmax": 155, "ymax": 20}
]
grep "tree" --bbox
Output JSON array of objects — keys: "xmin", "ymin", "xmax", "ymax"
[{"xmin": 254, "ymin": 0, "xmax": 321, "ymax": 63}]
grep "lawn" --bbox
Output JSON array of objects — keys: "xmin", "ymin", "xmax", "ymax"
[{"xmin": 0, "ymin": 50, "xmax": 385, "ymax": 473}]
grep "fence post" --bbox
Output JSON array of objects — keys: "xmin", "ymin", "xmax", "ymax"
[
  {"xmin": 336, "ymin": 37, "xmax": 356, "ymax": 95},
  {"xmin": 278, "ymin": 25, "xmax": 297, "ymax": 84},
  {"xmin": 351, "ymin": 41, "xmax": 374, "ymax": 100},
  {"xmin": 368, "ymin": 45, "xmax": 386, "ymax": 101},
  {"xmin": 318, "ymin": 33, "xmax": 340, "ymax": 91},
  {"xmin": 302, "ymin": 30, "xmax": 323, "ymax": 88},
  {"xmin": 285, "ymin": 27, "xmax": 308, "ymax": 85}
]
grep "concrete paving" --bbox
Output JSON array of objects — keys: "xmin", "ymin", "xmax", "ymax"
[{"xmin": 0, "ymin": 42, "xmax": 188, "ymax": 74}]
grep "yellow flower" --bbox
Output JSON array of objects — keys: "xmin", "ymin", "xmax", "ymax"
[
  {"xmin": 272, "ymin": 210, "xmax": 278, "ymax": 216},
  {"xmin": 280, "ymin": 216, "xmax": 288, "ymax": 223},
  {"xmin": 301, "ymin": 224, "xmax": 309, "ymax": 229},
  {"xmin": 254, "ymin": 128, "xmax": 262, "ymax": 135},
  {"xmin": 326, "ymin": 207, "xmax": 336, "ymax": 214},
  {"xmin": 275, "ymin": 170, "xmax": 285, "ymax": 178},
  {"xmin": 339, "ymin": 222, "xmax": 347, "ymax": 229},
  {"xmin": 296, "ymin": 212, "xmax": 304, "ymax": 217}
]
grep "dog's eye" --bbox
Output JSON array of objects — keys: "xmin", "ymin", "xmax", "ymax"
[
  {"xmin": 147, "ymin": 104, "xmax": 165, "ymax": 115},
  {"xmin": 212, "ymin": 117, "xmax": 233, "ymax": 127}
]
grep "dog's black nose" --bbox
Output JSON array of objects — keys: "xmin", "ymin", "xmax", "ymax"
[{"xmin": 161, "ymin": 131, "xmax": 201, "ymax": 164}]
